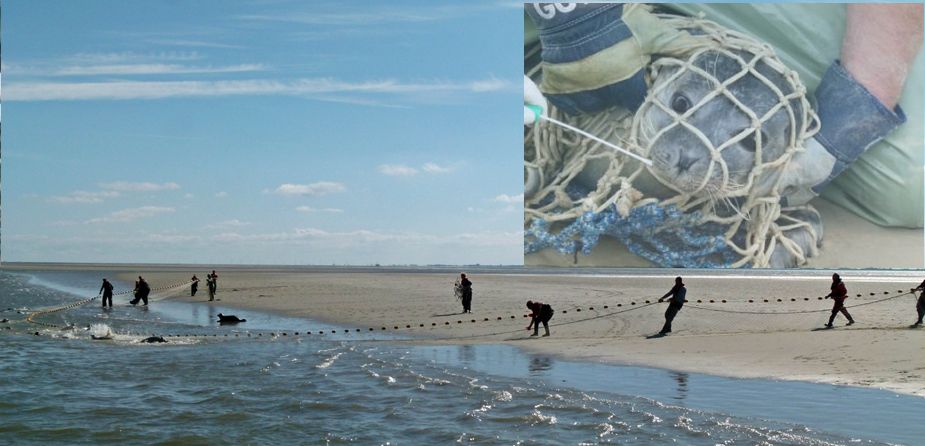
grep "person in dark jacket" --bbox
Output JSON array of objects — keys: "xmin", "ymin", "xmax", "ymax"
[
  {"xmin": 130, "ymin": 276, "xmax": 150, "ymax": 306},
  {"xmin": 459, "ymin": 273, "xmax": 473, "ymax": 313},
  {"xmin": 824, "ymin": 273, "xmax": 854, "ymax": 328},
  {"xmin": 99, "ymin": 278, "xmax": 114, "ymax": 308},
  {"xmin": 207, "ymin": 275, "xmax": 216, "ymax": 302},
  {"xmin": 658, "ymin": 277, "xmax": 687, "ymax": 334},
  {"xmin": 526, "ymin": 300, "xmax": 554, "ymax": 337},
  {"xmin": 912, "ymin": 279, "xmax": 925, "ymax": 327},
  {"xmin": 209, "ymin": 270, "xmax": 219, "ymax": 294},
  {"xmin": 191, "ymin": 275, "xmax": 200, "ymax": 297}
]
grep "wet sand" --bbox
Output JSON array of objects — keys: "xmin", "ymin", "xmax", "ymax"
[{"xmin": 50, "ymin": 266, "xmax": 921, "ymax": 398}]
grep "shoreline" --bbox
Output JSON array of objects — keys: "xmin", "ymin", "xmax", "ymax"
[
  {"xmin": 9, "ymin": 264, "xmax": 922, "ymax": 398},
  {"xmin": 9, "ymin": 268, "xmax": 925, "ymax": 446}
]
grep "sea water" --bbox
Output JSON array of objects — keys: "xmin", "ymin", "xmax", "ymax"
[{"xmin": 1, "ymin": 269, "xmax": 923, "ymax": 445}]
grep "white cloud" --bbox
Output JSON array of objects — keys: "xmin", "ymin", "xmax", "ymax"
[
  {"xmin": 144, "ymin": 233, "xmax": 198, "ymax": 243},
  {"xmin": 494, "ymin": 193, "xmax": 524, "ymax": 204},
  {"xmin": 237, "ymin": 12, "xmax": 441, "ymax": 26},
  {"xmin": 4, "ymin": 77, "xmax": 512, "ymax": 101},
  {"xmin": 237, "ymin": 3, "xmax": 522, "ymax": 26},
  {"xmin": 215, "ymin": 191, "xmax": 228, "ymax": 198},
  {"xmin": 377, "ymin": 164, "xmax": 418, "ymax": 176},
  {"xmin": 205, "ymin": 219, "xmax": 251, "ymax": 229},
  {"xmin": 184, "ymin": 193, "xmax": 195, "ymax": 199},
  {"xmin": 100, "ymin": 181, "xmax": 180, "ymax": 192},
  {"xmin": 70, "ymin": 51, "xmax": 203, "ymax": 63},
  {"xmin": 86, "ymin": 206, "xmax": 175, "ymax": 224},
  {"xmin": 145, "ymin": 39, "xmax": 245, "ymax": 50},
  {"xmin": 53, "ymin": 63, "xmax": 266, "ymax": 76},
  {"xmin": 209, "ymin": 227, "xmax": 522, "ymax": 247},
  {"xmin": 296, "ymin": 206, "xmax": 344, "ymax": 213},
  {"xmin": 6, "ymin": 234, "xmax": 50, "ymax": 241},
  {"xmin": 49, "ymin": 190, "xmax": 120, "ymax": 204},
  {"xmin": 421, "ymin": 162, "xmax": 453, "ymax": 174},
  {"xmin": 273, "ymin": 182, "xmax": 346, "ymax": 196}
]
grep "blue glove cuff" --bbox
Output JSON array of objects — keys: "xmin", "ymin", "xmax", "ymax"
[
  {"xmin": 812, "ymin": 60, "xmax": 906, "ymax": 193},
  {"xmin": 525, "ymin": 4, "xmax": 629, "ymax": 64},
  {"xmin": 545, "ymin": 71, "xmax": 648, "ymax": 115}
]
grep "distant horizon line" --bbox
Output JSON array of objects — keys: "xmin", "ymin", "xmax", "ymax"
[{"xmin": 1, "ymin": 261, "xmax": 922, "ymax": 278}]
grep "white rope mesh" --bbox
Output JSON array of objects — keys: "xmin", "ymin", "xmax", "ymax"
[{"xmin": 526, "ymin": 14, "xmax": 822, "ymax": 268}]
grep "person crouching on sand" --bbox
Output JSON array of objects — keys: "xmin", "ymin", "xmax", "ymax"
[
  {"xmin": 526, "ymin": 300, "xmax": 554, "ymax": 337},
  {"xmin": 658, "ymin": 277, "xmax": 687, "ymax": 334},
  {"xmin": 824, "ymin": 273, "xmax": 854, "ymax": 328}
]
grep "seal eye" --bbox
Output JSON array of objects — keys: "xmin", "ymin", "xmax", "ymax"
[{"xmin": 670, "ymin": 93, "xmax": 691, "ymax": 114}]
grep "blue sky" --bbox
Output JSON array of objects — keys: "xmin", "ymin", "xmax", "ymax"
[{"xmin": 2, "ymin": 0, "xmax": 524, "ymax": 265}]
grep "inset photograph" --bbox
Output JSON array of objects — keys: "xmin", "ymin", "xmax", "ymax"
[{"xmin": 524, "ymin": 3, "xmax": 924, "ymax": 268}]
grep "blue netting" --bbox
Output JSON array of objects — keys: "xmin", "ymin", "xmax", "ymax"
[{"xmin": 525, "ymin": 203, "xmax": 742, "ymax": 268}]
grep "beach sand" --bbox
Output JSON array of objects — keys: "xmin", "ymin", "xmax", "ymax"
[{"xmin": 80, "ymin": 266, "xmax": 925, "ymax": 398}]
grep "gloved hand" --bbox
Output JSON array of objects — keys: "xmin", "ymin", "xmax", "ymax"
[
  {"xmin": 525, "ymin": 3, "xmax": 702, "ymax": 115},
  {"xmin": 774, "ymin": 61, "xmax": 906, "ymax": 207},
  {"xmin": 524, "ymin": 75, "xmax": 547, "ymax": 126}
]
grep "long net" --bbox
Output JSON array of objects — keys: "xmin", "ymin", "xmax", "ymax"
[{"xmin": 525, "ymin": 13, "xmax": 822, "ymax": 268}]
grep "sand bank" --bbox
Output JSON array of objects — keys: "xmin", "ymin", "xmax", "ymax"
[{"xmin": 72, "ymin": 267, "xmax": 925, "ymax": 398}]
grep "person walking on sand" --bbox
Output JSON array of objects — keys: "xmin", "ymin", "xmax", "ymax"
[
  {"xmin": 658, "ymin": 277, "xmax": 687, "ymax": 334},
  {"xmin": 130, "ymin": 276, "xmax": 150, "ymax": 306},
  {"xmin": 911, "ymin": 279, "xmax": 925, "ymax": 327},
  {"xmin": 190, "ymin": 275, "xmax": 200, "ymax": 297},
  {"xmin": 99, "ymin": 278, "xmax": 114, "ymax": 308},
  {"xmin": 526, "ymin": 300, "xmax": 554, "ymax": 337},
  {"xmin": 824, "ymin": 273, "xmax": 855, "ymax": 328},
  {"xmin": 209, "ymin": 270, "xmax": 219, "ymax": 294},
  {"xmin": 206, "ymin": 275, "xmax": 216, "ymax": 302},
  {"xmin": 459, "ymin": 273, "xmax": 473, "ymax": 313}
]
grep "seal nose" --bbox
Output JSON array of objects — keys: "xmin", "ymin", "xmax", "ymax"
[{"xmin": 677, "ymin": 151, "xmax": 696, "ymax": 172}]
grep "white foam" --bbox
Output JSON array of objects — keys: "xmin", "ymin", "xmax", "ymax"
[
  {"xmin": 316, "ymin": 352, "xmax": 344, "ymax": 369},
  {"xmin": 89, "ymin": 323, "xmax": 113, "ymax": 339}
]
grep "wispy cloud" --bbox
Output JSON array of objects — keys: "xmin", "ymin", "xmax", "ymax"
[
  {"xmin": 494, "ymin": 193, "xmax": 523, "ymax": 204},
  {"xmin": 421, "ymin": 162, "xmax": 453, "ymax": 174},
  {"xmin": 377, "ymin": 164, "xmax": 418, "ymax": 176},
  {"xmin": 272, "ymin": 182, "xmax": 346, "ymax": 196},
  {"xmin": 237, "ymin": 3, "xmax": 521, "ymax": 26},
  {"xmin": 215, "ymin": 191, "xmax": 228, "ymax": 198},
  {"xmin": 145, "ymin": 39, "xmax": 245, "ymax": 49},
  {"xmin": 210, "ymin": 227, "xmax": 523, "ymax": 247},
  {"xmin": 52, "ymin": 63, "xmax": 266, "ymax": 76},
  {"xmin": 68, "ymin": 51, "xmax": 203, "ymax": 64},
  {"xmin": 237, "ymin": 12, "xmax": 439, "ymax": 26},
  {"xmin": 205, "ymin": 219, "xmax": 251, "ymax": 229},
  {"xmin": 379, "ymin": 162, "xmax": 456, "ymax": 176},
  {"xmin": 100, "ymin": 181, "xmax": 180, "ymax": 192},
  {"xmin": 4, "ymin": 77, "xmax": 511, "ymax": 101},
  {"xmin": 296, "ymin": 206, "xmax": 344, "ymax": 213},
  {"xmin": 48, "ymin": 190, "xmax": 120, "ymax": 204},
  {"xmin": 86, "ymin": 206, "xmax": 175, "ymax": 224}
]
